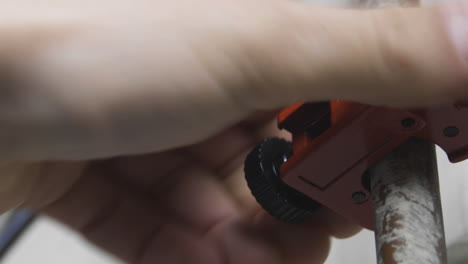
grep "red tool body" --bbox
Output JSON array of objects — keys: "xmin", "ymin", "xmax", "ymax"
[{"xmin": 255, "ymin": 101, "xmax": 468, "ymax": 230}]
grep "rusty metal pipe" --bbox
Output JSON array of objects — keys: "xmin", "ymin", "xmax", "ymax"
[{"xmin": 369, "ymin": 138, "xmax": 447, "ymax": 264}]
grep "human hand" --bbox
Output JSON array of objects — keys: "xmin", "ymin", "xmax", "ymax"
[{"xmin": 0, "ymin": 0, "xmax": 467, "ymax": 263}]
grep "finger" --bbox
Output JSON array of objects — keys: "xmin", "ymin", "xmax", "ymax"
[
  {"xmin": 0, "ymin": 162, "xmax": 44, "ymax": 212},
  {"xmin": 187, "ymin": 111, "xmax": 281, "ymax": 178},
  {"xmin": 187, "ymin": 124, "xmax": 258, "ymax": 174},
  {"xmin": 44, "ymin": 162, "xmax": 239, "ymax": 263},
  {"xmin": 0, "ymin": 161, "xmax": 82, "ymax": 213},
  {"xmin": 312, "ymin": 208, "xmax": 362, "ymax": 239},
  {"xmin": 250, "ymin": 207, "xmax": 362, "ymax": 264},
  {"xmin": 42, "ymin": 162, "xmax": 285, "ymax": 264},
  {"xmin": 153, "ymin": 163, "xmax": 240, "ymax": 232},
  {"xmin": 242, "ymin": 110, "xmax": 279, "ymax": 128},
  {"xmin": 44, "ymin": 165, "xmax": 168, "ymax": 263},
  {"xmin": 252, "ymin": 211, "xmax": 332, "ymax": 264},
  {"xmin": 108, "ymin": 149, "xmax": 189, "ymax": 190},
  {"xmin": 232, "ymin": 1, "xmax": 468, "ymax": 108},
  {"xmin": 9, "ymin": 1, "xmax": 468, "ymax": 162},
  {"xmin": 113, "ymin": 117, "xmax": 277, "ymax": 187}
]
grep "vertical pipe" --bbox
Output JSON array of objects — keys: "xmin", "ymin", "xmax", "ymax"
[
  {"xmin": 369, "ymin": 138, "xmax": 447, "ymax": 264},
  {"xmin": 354, "ymin": 0, "xmax": 447, "ymax": 261}
]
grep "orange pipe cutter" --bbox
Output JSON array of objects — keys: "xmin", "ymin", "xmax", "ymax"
[{"xmin": 244, "ymin": 100, "xmax": 468, "ymax": 229}]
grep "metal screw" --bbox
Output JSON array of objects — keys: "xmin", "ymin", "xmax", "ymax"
[
  {"xmin": 444, "ymin": 126, "xmax": 459, "ymax": 137},
  {"xmin": 352, "ymin": 191, "xmax": 368, "ymax": 204},
  {"xmin": 401, "ymin": 118, "xmax": 416, "ymax": 128}
]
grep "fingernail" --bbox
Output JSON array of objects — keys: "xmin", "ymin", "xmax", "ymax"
[{"xmin": 442, "ymin": 2, "xmax": 468, "ymax": 63}]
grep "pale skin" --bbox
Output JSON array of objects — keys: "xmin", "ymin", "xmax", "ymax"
[{"xmin": 1, "ymin": 0, "xmax": 468, "ymax": 263}]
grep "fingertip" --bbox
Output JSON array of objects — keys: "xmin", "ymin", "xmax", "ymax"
[
  {"xmin": 251, "ymin": 210, "xmax": 332, "ymax": 264},
  {"xmin": 313, "ymin": 208, "xmax": 363, "ymax": 239}
]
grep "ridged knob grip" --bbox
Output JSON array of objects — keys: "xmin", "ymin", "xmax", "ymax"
[{"xmin": 244, "ymin": 138, "xmax": 320, "ymax": 223}]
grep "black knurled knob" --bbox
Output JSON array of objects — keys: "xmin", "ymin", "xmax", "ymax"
[{"xmin": 244, "ymin": 137, "xmax": 320, "ymax": 223}]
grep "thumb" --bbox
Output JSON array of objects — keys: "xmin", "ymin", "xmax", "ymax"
[
  {"xmin": 234, "ymin": 1, "xmax": 468, "ymax": 109},
  {"xmin": 0, "ymin": 1, "xmax": 465, "ymax": 160}
]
